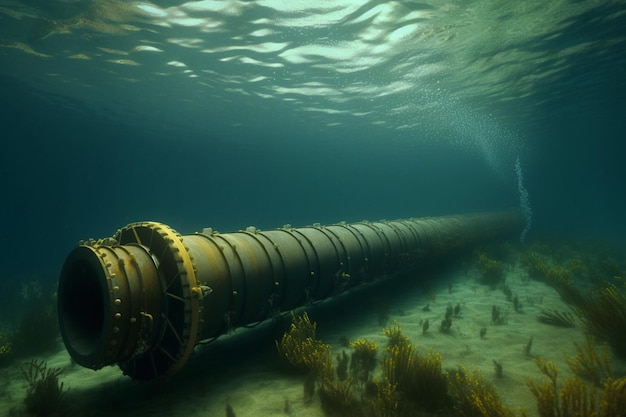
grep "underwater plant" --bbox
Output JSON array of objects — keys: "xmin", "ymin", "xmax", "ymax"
[
  {"xmin": 526, "ymin": 354, "xmax": 626, "ymax": 417},
  {"xmin": 21, "ymin": 359, "xmax": 67, "ymax": 416},
  {"xmin": 524, "ymin": 336, "xmax": 534, "ymax": 357},
  {"xmin": 336, "ymin": 350, "xmax": 349, "ymax": 381},
  {"xmin": 493, "ymin": 360, "xmax": 504, "ymax": 378},
  {"xmin": 276, "ymin": 312, "xmax": 331, "ymax": 374},
  {"xmin": 382, "ymin": 321, "xmax": 409, "ymax": 349},
  {"xmin": 440, "ymin": 318, "xmax": 452, "ymax": 333},
  {"xmin": 303, "ymin": 372, "xmax": 316, "ymax": 404},
  {"xmin": 536, "ymin": 273, "xmax": 626, "ymax": 359},
  {"xmin": 268, "ymin": 311, "xmax": 626, "ymax": 417},
  {"xmin": 0, "ymin": 331, "xmax": 12, "ymax": 367},
  {"xmin": 368, "ymin": 378, "xmax": 398, "ymax": 417},
  {"xmin": 492, "ymin": 305, "xmax": 507, "ymax": 325},
  {"xmin": 318, "ymin": 344, "xmax": 369, "ymax": 417},
  {"xmin": 565, "ymin": 335, "xmax": 612, "ymax": 387},
  {"xmin": 381, "ymin": 341, "xmax": 448, "ymax": 413},
  {"xmin": 521, "ymin": 242, "xmax": 626, "ymax": 359},
  {"xmin": 276, "ymin": 313, "xmax": 369, "ymax": 416},
  {"xmin": 574, "ymin": 281, "xmax": 626, "ymax": 359},
  {"xmin": 477, "ymin": 253, "xmax": 504, "ymax": 288},
  {"xmin": 447, "ymin": 365, "xmax": 515, "ymax": 417},
  {"xmin": 502, "ymin": 282, "xmax": 513, "ymax": 302},
  {"xmin": 544, "ymin": 266, "xmax": 587, "ymax": 307},
  {"xmin": 519, "ymin": 250, "xmax": 549, "ymax": 280},
  {"xmin": 537, "ymin": 310, "xmax": 576, "ymax": 327},
  {"xmin": 11, "ymin": 298, "xmax": 60, "ymax": 358},
  {"xmin": 564, "ymin": 257, "xmax": 589, "ymax": 281},
  {"xmin": 319, "ymin": 369, "xmax": 360, "ymax": 417},
  {"xmin": 350, "ymin": 339, "xmax": 378, "ymax": 385},
  {"xmin": 526, "ymin": 358, "xmax": 594, "ymax": 417},
  {"xmin": 377, "ymin": 304, "xmax": 391, "ymax": 326},
  {"xmin": 600, "ymin": 377, "xmax": 626, "ymax": 415}
]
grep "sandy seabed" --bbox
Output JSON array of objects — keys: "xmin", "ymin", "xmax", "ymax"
[{"xmin": 1, "ymin": 261, "xmax": 624, "ymax": 417}]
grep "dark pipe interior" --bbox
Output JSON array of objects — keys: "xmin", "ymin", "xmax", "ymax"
[{"xmin": 58, "ymin": 252, "xmax": 106, "ymax": 359}]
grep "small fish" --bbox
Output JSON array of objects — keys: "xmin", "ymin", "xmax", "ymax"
[{"xmin": 422, "ymin": 303, "xmax": 430, "ymax": 312}]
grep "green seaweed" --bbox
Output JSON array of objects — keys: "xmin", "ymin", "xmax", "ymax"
[{"xmin": 21, "ymin": 359, "xmax": 67, "ymax": 416}]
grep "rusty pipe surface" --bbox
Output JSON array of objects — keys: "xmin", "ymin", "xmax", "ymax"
[{"xmin": 57, "ymin": 210, "xmax": 523, "ymax": 379}]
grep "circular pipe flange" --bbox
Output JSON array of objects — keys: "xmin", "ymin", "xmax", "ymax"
[
  {"xmin": 114, "ymin": 222, "xmax": 203, "ymax": 379},
  {"xmin": 58, "ymin": 243, "xmax": 162, "ymax": 372}
]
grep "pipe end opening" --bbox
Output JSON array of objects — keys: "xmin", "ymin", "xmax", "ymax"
[{"xmin": 58, "ymin": 247, "xmax": 107, "ymax": 368}]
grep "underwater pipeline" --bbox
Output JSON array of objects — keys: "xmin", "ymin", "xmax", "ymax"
[{"xmin": 57, "ymin": 211, "xmax": 523, "ymax": 380}]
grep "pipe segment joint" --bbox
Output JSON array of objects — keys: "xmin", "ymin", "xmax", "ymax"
[{"xmin": 57, "ymin": 211, "xmax": 523, "ymax": 380}]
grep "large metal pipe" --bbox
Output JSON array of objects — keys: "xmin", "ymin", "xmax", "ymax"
[{"xmin": 58, "ymin": 211, "xmax": 523, "ymax": 380}]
